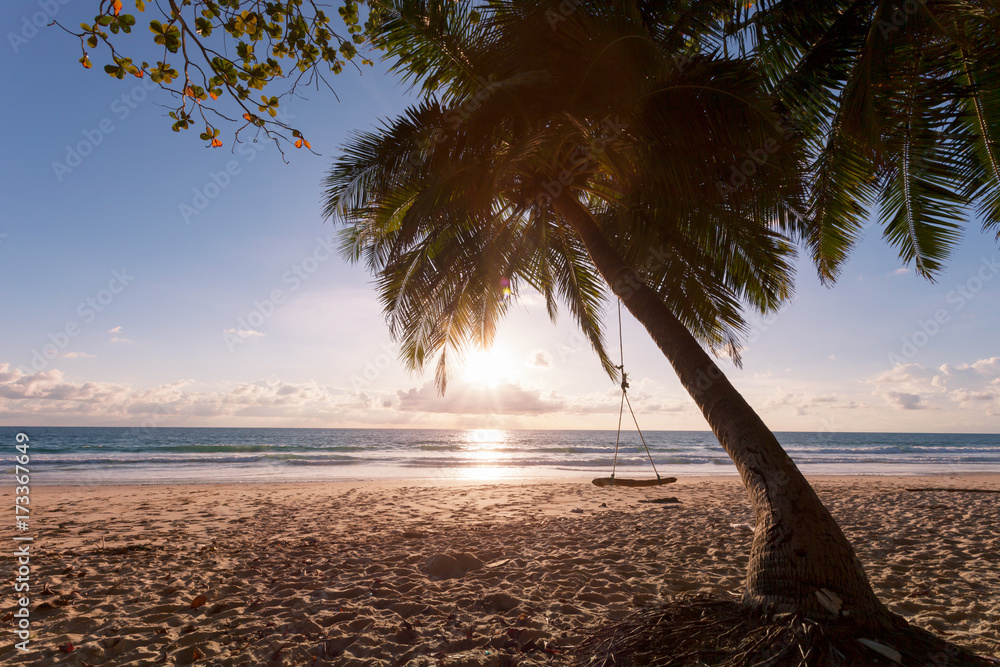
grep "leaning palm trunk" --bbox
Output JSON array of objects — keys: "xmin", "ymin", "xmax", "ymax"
[{"xmin": 554, "ymin": 196, "xmax": 894, "ymax": 627}]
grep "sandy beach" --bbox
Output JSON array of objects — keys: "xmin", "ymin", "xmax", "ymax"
[{"xmin": 3, "ymin": 474, "xmax": 998, "ymax": 665}]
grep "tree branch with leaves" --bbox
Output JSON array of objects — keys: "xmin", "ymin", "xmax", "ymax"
[{"xmin": 56, "ymin": 0, "xmax": 387, "ymax": 156}]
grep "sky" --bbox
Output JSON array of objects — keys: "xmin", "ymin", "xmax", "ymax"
[{"xmin": 1, "ymin": 1, "xmax": 998, "ymax": 433}]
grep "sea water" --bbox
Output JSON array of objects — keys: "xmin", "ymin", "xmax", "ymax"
[{"xmin": 3, "ymin": 427, "xmax": 998, "ymax": 485}]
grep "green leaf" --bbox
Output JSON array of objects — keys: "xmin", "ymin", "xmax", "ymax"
[{"xmin": 195, "ymin": 17, "xmax": 212, "ymax": 36}]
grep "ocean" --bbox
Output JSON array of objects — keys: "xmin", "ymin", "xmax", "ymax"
[{"xmin": 3, "ymin": 427, "xmax": 999, "ymax": 486}]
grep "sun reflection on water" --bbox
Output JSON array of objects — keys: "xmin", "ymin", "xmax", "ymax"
[
  {"xmin": 465, "ymin": 428, "xmax": 507, "ymax": 447},
  {"xmin": 454, "ymin": 429, "xmax": 513, "ymax": 480}
]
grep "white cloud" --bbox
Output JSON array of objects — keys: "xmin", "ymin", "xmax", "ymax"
[
  {"xmin": 6, "ymin": 355, "xmax": 998, "ymax": 429},
  {"xmin": 868, "ymin": 363, "xmax": 938, "ymax": 412},
  {"xmin": 0, "ymin": 363, "xmax": 392, "ymax": 424},
  {"xmin": 525, "ymin": 348, "xmax": 553, "ymax": 369},
  {"xmin": 950, "ymin": 389, "xmax": 997, "ymax": 404},
  {"xmin": 517, "ymin": 291, "xmax": 548, "ymax": 308},
  {"xmin": 110, "ymin": 337, "xmax": 133, "ymax": 344},
  {"xmin": 762, "ymin": 389, "xmax": 807, "ymax": 415},
  {"xmin": 941, "ymin": 357, "xmax": 1000, "ymax": 379},
  {"xmin": 884, "ymin": 391, "xmax": 927, "ymax": 411},
  {"xmin": 558, "ymin": 378, "xmax": 692, "ymax": 416},
  {"xmin": 108, "ymin": 326, "xmax": 122, "ymax": 333},
  {"xmin": 224, "ymin": 327, "xmax": 266, "ymax": 338},
  {"xmin": 868, "ymin": 358, "xmax": 1000, "ymax": 414},
  {"xmin": 869, "ymin": 362, "xmax": 936, "ymax": 386},
  {"xmin": 0, "ymin": 365, "xmax": 129, "ymax": 404},
  {"xmin": 61, "ymin": 352, "xmax": 96, "ymax": 359},
  {"xmin": 396, "ymin": 379, "xmax": 564, "ymax": 415},
  {"xmin": 757, "ymin": 386, "xmax": 862, "ymax": 416}
]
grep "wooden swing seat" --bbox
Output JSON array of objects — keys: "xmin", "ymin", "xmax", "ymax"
[
  {"xmin": 592, "ymin": 476, "xmax": 677, "ymax": 487},
  {"xmin": 596, "ymin": 300, "xmax": 674, "ymax": 491}
]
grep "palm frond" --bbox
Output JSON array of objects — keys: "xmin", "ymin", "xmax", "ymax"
[{"xmin": 327, "ymin": 0, "xmax": 815, "ymax": 390}]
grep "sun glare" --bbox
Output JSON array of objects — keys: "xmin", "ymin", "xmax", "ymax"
[
  {"xmin": 454, "ymin": 429, "xmax": 513, "ymax": 481},
  {"xmin": 461, "ymin": 348, "xmax": 512, "ymax": 386}
]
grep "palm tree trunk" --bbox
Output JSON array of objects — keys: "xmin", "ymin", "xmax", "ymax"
[{"xmin": 554, "ymin": 196, "xmax": 894, "ymax": 627}]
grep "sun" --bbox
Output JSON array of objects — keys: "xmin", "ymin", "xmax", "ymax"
[{"xmin": 461, "ymin": 347, "xmax": 512, "ymax": 386}]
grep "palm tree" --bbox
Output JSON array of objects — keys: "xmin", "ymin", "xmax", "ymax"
[
  {"xmin": 732, "ymin": 0, "xmax": 1000, "ymax": 281},
  {"xmin": 327, "ymin": 0, "xmax": 903, "ymax": 630},
  {"xmin": 326, "ymin": 0, "xmax": 998, "ymax": 651}
]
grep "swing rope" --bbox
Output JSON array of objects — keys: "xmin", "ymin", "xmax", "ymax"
[{"xmin": 609, "ymin": 298, "xmax": 663, "ymax": 486}]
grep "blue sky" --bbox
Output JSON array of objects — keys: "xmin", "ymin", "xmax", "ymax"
[{"xmin": 1, "ymin": 1, "xmax": 998, "ymax": 432}]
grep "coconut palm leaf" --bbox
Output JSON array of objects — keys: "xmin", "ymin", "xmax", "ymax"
[
  {"xmin": 737, "ymin": 0, "xmax": 1000, "ymax": 280},
  {"xmin": 329, "ymin": 0, "xmax": 807, "ymax": 391}
]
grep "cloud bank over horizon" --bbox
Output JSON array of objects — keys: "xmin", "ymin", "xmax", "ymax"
[{"xmin": 3, "ymin": 357, "xmax": 998, "ymax": 431}]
